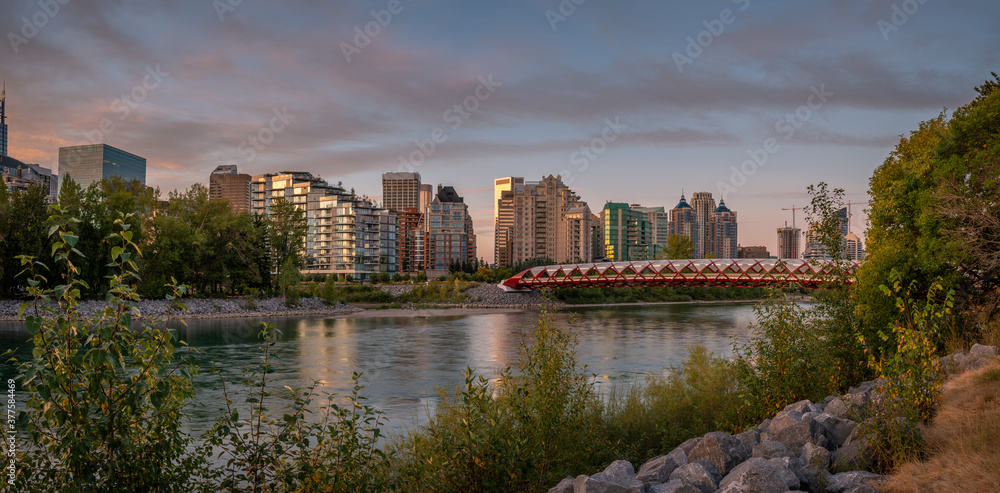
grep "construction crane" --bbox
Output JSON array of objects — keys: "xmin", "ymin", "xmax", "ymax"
[{"xmin": 781, "ymin": 205, "xmax": 804, "ymax": 229}]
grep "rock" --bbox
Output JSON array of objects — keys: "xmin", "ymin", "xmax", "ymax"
[
  {"xmin": 688, "ymin": 431, "xmax": 752, "ymax": 476},
  {"xmin": 668, "ymin": 460, "xmax": 722, "ymax": 493},
  {"xmin": 576, "ymin": 460, "xmax": 644, "ymax": 493},
  {"xmin": 825, "ymin": 471, "xmax": 885, "ymax": 493},
  {"xmin": 970, "ymin": 343, "xmax": 998, "ymax": 359},
  {"xmin": 783, "ymin": 400, "xmax": 819, "ymax": 414},
  {"xmin": 548, "ymin": 476, "xmax": 574, "ymax": 493},
  {"xmin": 762, "ymin": 411, "xmax": 820, "ymax": 453},
  {"xmin": 766, "ymin": 457, "xmax": 803, "ymax": 490},
  {"xmin": 678, "ymin": 437, "xmax": 702, "ymax": 456},
  {"xmin": 796, "ymin": 442, "xmax": 832, "ymax": 493},
  {"xmin": 648, "ymin": 479, "xmax": 702, "ymax": 493},
  {"xmin": 813, "ymin": 414, "xmax": 857, "ymax": 450},
  {"xmin": 966, "ymin": 357, "xmax": 993, "ymax": 371},
  {"xmin": 756, "ymin": 418, "xmax": 772, "ymax": 434},
  {"xmin": 832, "ymin": 426, "xmax": 875, "ymax": 472},
  {"xmin": 737, "ymin": 429, "xmax": 762, "ymax": 449},
  {"xmin": 823, "ymin": 397, "xmax": 850, "ymax": 419},
  {"xmin": 637, "ymin": 448, "xmax": 687, "ymax": 484},
  {"xmin": 752, "ymin": 440, "xmax": 794, "ymax": 459},
  {"xmin": 717, "ymin": 457, "xmax": 792, "ymax": 493}
]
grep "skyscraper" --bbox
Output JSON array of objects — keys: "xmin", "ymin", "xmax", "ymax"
[
  {"xmin": 209, "ymin": 164, "xmax": 251, "ymax": 213},
  {"xmin": 494, "ymin": 175, "xmax": 591, "ymax": 268},
  {"xmin": 669, "ymin": 194, "xmax": 698, "ymax": 257},
  {"xmin": 709, "ymin": 199, "xmax": 738, "ymax": 258},
  {"xmin": 1, "ymin": 83, "xmax": 8, "ymax": 157},
  {"xmin": 58, "ymin": 144, "xmax": 146, "ymax": 188},
  {"xmin": 690, "ymin": 191, "xmax": 716, "ymax": 258},
  {"xmin": 777, "ymin": 225, "xmax": 802, "ymax": 259},
  {"xmin": 632, "ymin": 205, "xmax": 670, "ymax": 254},
  {"xmin": 382, "ymin": 172, "xmax": 424, "ymax": 273}
]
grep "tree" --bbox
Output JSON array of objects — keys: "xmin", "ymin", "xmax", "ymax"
[
  {"xmin": 660, "ymin": 234, "xmax": 695, "ymax": 259},
  {"xmin": 268, "ymin": 198, "xmax": 307, "ymax": 293},
  {"xmin": 0, "ymin": 184, "xmax": 51, "ymax": 296}
]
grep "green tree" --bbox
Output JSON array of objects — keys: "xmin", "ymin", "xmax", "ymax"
[
  {"xmin": 268, "ymin": 198, "xmax": 307, "ymax": 294},
  {"xmin": 660, "ymin": 234, "xmax": 695, "ymax": 259},
  {"xmin": 0, "ymin": 184, "xmax": 51, "ymax": 296}
]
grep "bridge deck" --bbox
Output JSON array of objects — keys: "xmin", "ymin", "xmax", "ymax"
[{"xmin": 499, "ymin": 259, "xmax": 857, "ymax": 292}]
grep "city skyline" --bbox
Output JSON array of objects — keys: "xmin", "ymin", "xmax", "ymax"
[{"xmin": 2, "ymin": 1, "xmax": 999, "ymax": 262}]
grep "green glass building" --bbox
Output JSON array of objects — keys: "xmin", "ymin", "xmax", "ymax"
[
  {"xmin": 601, "ymin": 202, "xmax": 654, "ymax": 261},
  {"xmin": 58, "ymin": 144, "xmax": 146, "ymax": 188}
]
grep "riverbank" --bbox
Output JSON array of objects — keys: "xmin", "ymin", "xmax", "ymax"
[{"xmin": 0, "ymin": 297, "xmax": 362, "ymax": 321}]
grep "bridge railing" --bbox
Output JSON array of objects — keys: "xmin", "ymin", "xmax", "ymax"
[{"xmin": 499, "ymin": 259, "xmax": 859, "ymax": 292}]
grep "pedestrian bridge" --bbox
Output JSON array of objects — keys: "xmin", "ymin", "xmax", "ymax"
[{"xmin": 498, "ymin": 259, "xmax": 858, "ymax": 292}]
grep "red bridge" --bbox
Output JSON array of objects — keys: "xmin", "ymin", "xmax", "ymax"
[{"xmin": 499, "ymin": 259, "xmax": 858, "ymax": 292}]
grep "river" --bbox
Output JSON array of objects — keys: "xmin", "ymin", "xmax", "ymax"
[{"xmin": 0, "ymin": 302, "xmax": 757, "ymax": 439}]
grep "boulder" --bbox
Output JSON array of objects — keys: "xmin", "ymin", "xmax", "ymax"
[
  {"xmin": 637, "ymin": 448, "xmax": 687, "ymax": 485},
  {"xmin": 970, "ymin": 343, "xmax": 998, "ymax": 359},
  {"xmin": 825, "ymin": 471, "xmax": 885, "ymax": 493},
  {"xmin": 736, "ymin": 429, "xmax": 761, "ymax": 449},
  {"xmin": 783, "ymin": 400, "xmax": 820, "ymax": 414},
  {"xmin": 832, "ymin": 426, "xmax": 875, "ymax": 472},
  {"xmin": 668, "ymin": 460, "xmax": 722, "ymax": 493},
  {"xmin": 548, "ymin": 476, "xmax": 574, "ymax": 493},
  {"xmin": 796, "ymin": 442, "xmax": 832, "ymax": 493},
  {"xmin": 822, "ymin": 397, "xmax": 851, "ymax": 419},
  {"xmin": 752, "ymin": 439, "xmax": 794, "ymax": 459},
  {"xmin": 717, "ymin": 457, "xmax": 792, "ymax": 493},
  {"xmin": 812, "ymin": 414, "xmax": 857, "ymax": 450},
  {"xmin": 688, "ymin": 431, "xmax": 752, "ymax": 476},
  {"xmin": 762, "ymin": 411, "xmax": 821, "ymax": 453},
  {"xmin": 678, "ymin": 437, "xmax": 702, "ymax": 455},
  {"xmin": 573, "ymin": 461, "xmax": 644, "ymax": 493},
  {"xmin": 756, "ymin": 418, "xmax": 772, "ymax": 434},
  {"xmin": 648, "ymin": 479, "xmax": 702, "ymax": 493},
  {"xmin": 966, "ymin": 357, "xmax": 993, "ymax": 372},
  {"xmin": 765, "ymin": 457, "xmax": 803, "ymax": 490}
]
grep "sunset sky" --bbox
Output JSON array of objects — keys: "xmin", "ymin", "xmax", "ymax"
[{"xmin": 2, "ymin": 0, "xmax": 998, "ymax": 262}]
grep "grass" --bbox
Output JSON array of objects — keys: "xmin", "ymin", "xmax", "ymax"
[{"xmin": 880, "ymin": 360, "xmax": 1000, "ymax": 493}]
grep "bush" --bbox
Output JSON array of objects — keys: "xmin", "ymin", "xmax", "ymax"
[
  {"xmin": 8, "ymin": 211, "xmax": 199, "ymax": 490},
  {"xmin": 392, "ymin": 311, "xmax": 606, "ymax": 491}
]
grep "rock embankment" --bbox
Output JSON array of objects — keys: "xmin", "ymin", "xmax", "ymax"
[
  {"xmin": 549, "ymin": 344, "xmax": 1000, "ymax": 493},
  {"xmin": 377, "ymin": 283, "xmax": 563, "ymax": 309},
  {"xmin": 0, "ymin": 297, "xmax": 360, "ymax": 321}
]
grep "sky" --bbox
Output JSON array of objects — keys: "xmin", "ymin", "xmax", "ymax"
[{"xmin": 2, "ymin": 0, "xmax": 998, "ymax": 263}]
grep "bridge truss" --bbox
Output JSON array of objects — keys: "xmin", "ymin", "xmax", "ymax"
[{"xmin": 499, "ymin": 259, "xmax": 858, "ymax": 292}]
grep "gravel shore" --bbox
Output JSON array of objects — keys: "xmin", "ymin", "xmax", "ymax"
[{"xmin": 0, "ymin": 297, "xmax": 361, "ymax": 321}]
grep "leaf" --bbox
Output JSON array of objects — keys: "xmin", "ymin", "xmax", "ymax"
[{"xmin": 61, "ymin": 233, "xmax": 80, "ymax": 247}]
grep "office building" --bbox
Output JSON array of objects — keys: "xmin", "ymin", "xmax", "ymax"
[
  {"xmin": 494, "ymin": 175, "xmax": 592, "ymax": 268},
  {"xmin": 777, "ymin": 225, "xmax": 802, "ymax": 259},
  {"xmin": 738, "ymin": 246, "xmax": 770, "ymax": 258},
  {"xmin": 709, "ymin": 199, "xmax": 738, "ymax": 259},
  {"xmin": 58, "ymin": 144, "xmax": 146, "ymax": 188},
  {"xmin": 382, "ymin": 172, "xmax": 426, "ymax": 273},
  {"xmin": 632, "ymin": 205, "xmax": 669, "ymax": 254},
  {"xmin": 209, "ymin": 164, "xmax": 251, "ymax": 213},
  {"xmin": 602, "ymin": 202, "xmax": 653, "ymax": 262},
  {"xmin": 690, "ymin": 191, "xmax": 716, "ymax": 258},
  {"xmin": 669, "ymin": 194, "xmax": 699, "ymax": 257}
]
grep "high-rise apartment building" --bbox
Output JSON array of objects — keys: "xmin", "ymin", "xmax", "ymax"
[
  {"xmin": 252, "ymin": 171, "xmax": 396, "ymax": 281},
  {"xmin": 690, "ymin": 192, "xmax": 716, "ymax": 258},
  {"xmin": 382, "ymin": 172, "xmax": 422, "ymax": 211},
  {"xmin": 669, "ymin": 194, "xmax": 698, "ymax": 256},
  {"xmin": 58, "ymin": 144, "xmax": 146, "ymax": 188},
  {"xmin": 494, "ymin": 175, "xmax": 591, "ymax": 268},
  {"xmin": 494, "ymin": 176, "xmax": 525, "ymax": 264},
  {"xmin": 418, "ymin": 185, "xmax": 476, "ymax": 273},
  {"xmin": 632, "ymin": 205, "xmax": 669, "ymax": 254},
  {"xmin": 382, "ymin": 172, "xmax": 426, "ymax": 273},
  {"xmin": 602, "ymin": 203, "xmax": 653, "ymax": 261},
  {"xmin": 844, "ymin": 232, "xmax": 865, "ymax": 261},
  {"xmin": 777, "ymin": 225, "xmax": 802, "ymax": 259},
  {"xmin": 709, "ymin": 199, "xmax": 738, "ymax": 259},
  {"xmin": 209, "ymin": 164, "xmax": 251, "ymax": 213}
]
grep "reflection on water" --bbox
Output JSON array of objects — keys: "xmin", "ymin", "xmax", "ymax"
[{"xmin": 0, "ymin": 303, "xmax": 756, "ymax": 437}]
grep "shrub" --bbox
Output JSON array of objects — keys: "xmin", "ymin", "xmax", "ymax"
[{"xmin": 8, "ymin": 211, "xmax": 198, "ymax": 490}]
